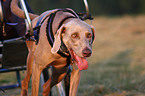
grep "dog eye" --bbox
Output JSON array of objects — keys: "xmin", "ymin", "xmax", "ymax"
[
  {"xmin": 86, "ymin": 33, "xmax": 92, "ymax": 38},
  {"xmin": 71, "ymin": 33, "xmax": 79, "ymax": 38}
]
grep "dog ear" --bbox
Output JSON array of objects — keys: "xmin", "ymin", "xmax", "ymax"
[
  {"xmin": 51, "ymin": 24, "xmax": 66, "ymax": 54},
  {"xmin": 91, "ymin": 25, "xmax": 96, "ymax": 43}
]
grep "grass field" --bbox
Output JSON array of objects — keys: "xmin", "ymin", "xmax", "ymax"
[{"xmin": 1, "ymin": 15, "xmax": 145, "ymax": 96}]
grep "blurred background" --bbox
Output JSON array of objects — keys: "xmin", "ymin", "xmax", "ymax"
[
  {"xmin": 1, "ymin": 0, "xmax": 145, "ymax": 96},
  {"xmin": 28, "ymin": 0, "xmax": 145, "ymax": 15}
]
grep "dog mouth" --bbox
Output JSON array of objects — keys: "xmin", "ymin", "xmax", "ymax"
[{"xmin": 70, "ymin": 49, "xmax": 88, "ymax": 71}]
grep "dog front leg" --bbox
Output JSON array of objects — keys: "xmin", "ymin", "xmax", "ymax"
[
  {"xmin": 43, "ymin": 66, "xmax": 68, "ymax": 96},
  {"xmin": 31, "ymin": 63, "xmax": 42, "ymax": 96},
  {"xmin": 21, "ymin": 41, "xmax": 35, "ymax": 96},
  {"xmin": 21, "ymin": 52, "xmax": 33, "ymax": 96},
  {"xmin": 69, "ymin": 68, "xmax": 81, "ymax": 96}
]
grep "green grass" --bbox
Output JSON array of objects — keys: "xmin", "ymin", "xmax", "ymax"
[
  {"xmin": 0, "ymin": 72, "xmax": 21, "ymax": 85},
  {"xmin": 1, "ymin": 15, "xmax": 145, "ymax": 96},
  {"xmin": 78, "ymin": 50, "xmax": 145, "ymax": 96}
]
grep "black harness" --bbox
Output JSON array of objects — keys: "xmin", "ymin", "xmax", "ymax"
[
  {"xmin": 30, "ymin": 8, "xmax": 94, "ymax": 67},
  {"xmin": 33, "ymin": 8, "xmax": 79, "ymax": 58}
]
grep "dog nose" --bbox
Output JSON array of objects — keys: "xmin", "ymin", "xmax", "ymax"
[{"xmin": 82, "ymin": 47, "xmax": 92, "ymax": 57}]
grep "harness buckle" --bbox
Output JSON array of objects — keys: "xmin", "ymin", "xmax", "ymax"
[{"xmin": 25, "ymin": 33, "xmax": 36, "ymax": 41}]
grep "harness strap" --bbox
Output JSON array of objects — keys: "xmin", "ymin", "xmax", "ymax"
[
  {"xmin": 33, "ymin": 11, "xmax": 56, "ymax": 44},
  {"xmin": 46, "ymin": 12, "xmax": 55, "ymax": 47},
  {"xmin": 59, "ymin": 16, "xmax": 76, "ymax": 55},
  {"xmin": 62, "ymin": 8, "xmax": 79, "ymax": 18},
  {"xmin": 46, "ymin": 10, "xmax": 76, "ymax": 57},
  {"xmin": 57, "ymin": 16, "xmax": 75, "ymax": 32}
]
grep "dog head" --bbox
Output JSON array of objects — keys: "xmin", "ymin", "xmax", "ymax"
[{"xmin": 51, "ymin": 18, "xmax": 95, "ymax": 70}]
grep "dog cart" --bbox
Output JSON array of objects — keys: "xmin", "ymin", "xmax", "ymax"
[
  {"xmin": 0, "ymin": 0, "xmax": 28, "ymax": 90},
  {"xmin": 0, "ymin": 38, "xmax": 28, "ymax": 89},
  {"xmin": 0, "ymin": 0, "xmax": 92, "ymax": 95}
]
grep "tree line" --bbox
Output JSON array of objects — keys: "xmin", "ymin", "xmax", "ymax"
[{"xmin": 28, "ymin": 0, "xmax": 145, "ymax": 15}]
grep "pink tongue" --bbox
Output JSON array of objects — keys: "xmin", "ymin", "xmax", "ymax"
[{"xmin": 73, "ymin": 53, "xmax": 88, "ymax": 71}]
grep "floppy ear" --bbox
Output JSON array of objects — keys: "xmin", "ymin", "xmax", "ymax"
[
  {"xmin": 90, "ymin": 25, "xmax": 96, "ymax": 43},
  {"xmin": 51, "ymin": 24, "xmax": 66, "ymax": 54}
]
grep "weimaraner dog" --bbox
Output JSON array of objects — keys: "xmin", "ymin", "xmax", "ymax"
[{"xmin": 11, "ymin": 0, "xmax": 95, "ymax": 95}]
